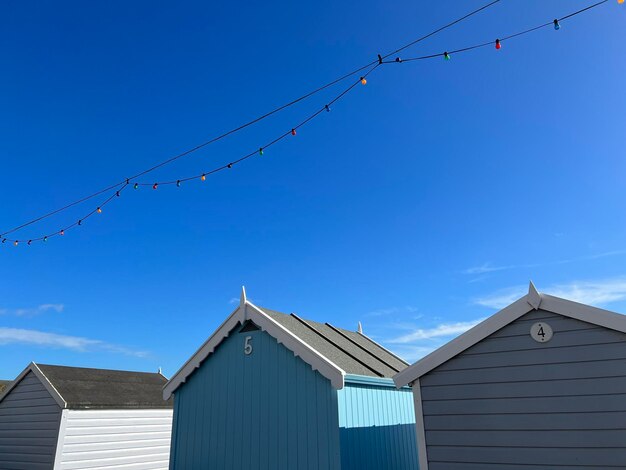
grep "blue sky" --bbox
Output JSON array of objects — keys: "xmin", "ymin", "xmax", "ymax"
[{"xmin": 1, "ymin": 0, "xmax": 625, "ymax": 379}]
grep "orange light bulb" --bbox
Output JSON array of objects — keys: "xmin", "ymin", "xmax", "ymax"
[
  {"xmin": 360, "ymin": 77, "xmax": 367, "ymax": 85},
  {"xmin": 201, "ymin": 174, "xmax": 206, "ymax": 181}
]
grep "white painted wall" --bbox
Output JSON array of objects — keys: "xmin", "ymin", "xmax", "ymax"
[{"xmin": 54, "ymin": 408, "xmax": 173, "ymax": 470}]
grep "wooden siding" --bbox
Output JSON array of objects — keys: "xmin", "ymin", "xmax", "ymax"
[
  {"xmin": 0, "ymin": 371, "xmax": 62, "ymax": 470},
  {"xmin": 337, "ymin": 380, "xmax": 418, "ymax": 470},
  {"xmin": 56, "ymin": 409, "xmax": 172, "ymax": 470},
  {"xmin": 169, "ymin": 325, "xmax": 341, "ymax": 470},
  {"xmin": 420, "ymin": 309, "xmax": 626, "ymax": 469}
]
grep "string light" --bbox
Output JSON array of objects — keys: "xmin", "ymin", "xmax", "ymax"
[
  {"xmin": 78, "ymin": 220, "xmax": 82, "ymax": 226},
  {"xmin": 28, "ymin": 240, "xmax": 32, "ymax": 246},
  {"xmin": 14, "ymin": 240, "xmax": 18, "ymax": 246},
  {"xmin": 0, "ymin": 0, "xmax": 613, "ymax": 248}
]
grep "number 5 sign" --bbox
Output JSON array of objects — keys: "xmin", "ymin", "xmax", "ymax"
[
  {"xmin": 244, "ymin": 336, "xmax": 253, "ymax": 355},
  {"xmin": 530, "ymin": 322, "xmax": 553, "ymax": 343}
]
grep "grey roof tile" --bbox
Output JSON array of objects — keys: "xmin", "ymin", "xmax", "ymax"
[
  {"xmin": 37, "ymin": 364, "xmax": 172, "ymax": 410},
  {"xmin": 259, "ymin": 307, "xmax": 408, "ymax": 379}
]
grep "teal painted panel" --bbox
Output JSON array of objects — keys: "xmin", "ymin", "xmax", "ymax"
[
  {"xmin": 337, "ymin": 379, "xmax": 419, "ymax": 470},
  {"xmin": 169, "ymin": 325, "xmax": 341, "ymax": 470},
  {"xmin": 337, "ymin": 380, "xmax": 416, "ymax": 428}
]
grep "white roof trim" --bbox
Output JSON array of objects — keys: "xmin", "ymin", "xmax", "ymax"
[
  {"xmin": 163, "ymin": 295, "xmax": 345, "ymax": 399},
  {"xmin": 0, "ymin": 362, "xmax": 67, "ymax": 409},
  {"xmin": 394, "ymin": 282, "xmax": 626, "ymax": 387}
]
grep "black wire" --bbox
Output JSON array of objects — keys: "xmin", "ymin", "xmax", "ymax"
[
  {"xmin": 394, "ymin": 0, "xmax": 609, "ymax": 63},
  {"xmin": 382, "ymin": 0, "xmax": 501, "ymax": 59},
  {"xmin": 3, "ymin": 0, "xmax": 612, "ymax": 244},
  {"xmin": 0, "ymin": 0, "xmax": 502, "ymax": 239},
  {"xmin": 5, "ymin": 66, "xmax": 382, "ymax": 243}
]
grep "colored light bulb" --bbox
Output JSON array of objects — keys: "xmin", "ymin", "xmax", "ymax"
[
  {"xmin": 259, "ymin": 148, "xmax": 264, "ymax": 156},
  {"xmin": 78, "ymin": 220, "xmax": 82, "ymax": 226},
  {"xmin": 134, "ymin": 183, "xmax": 139, "ymax": 189},
  {"xmin": 553, "ymin": 19, "xmax": 560, "ymax": 30},
  {"xmin": 14, "ymin": 240, "xmax": 18, "ymax": 246},
  {"xmin": 291, "ymin": 129, "xmax": 296, "ymax": 136},
  {"xmin": 116, "ymin": 191, "xmax": 120, "ymax": 197},
  {"xmin": 27, "ymin": 240, "xmax": 32, "ymax": 245},
  {"xmin": 153, "ymin": 183, "xmax": 158, "ymax": 190},
  {"xmin": 444, "ymin": 52, "xmax": 451, "ymax": 60},
  {"xmin": 325, "ymin": 105, "xmax": 330, "ymax": 112},
  {"xmin": 227, "ymin": 163, "xmax": 232, "ymax": 169},
  {"xmin": 619, "ymin": 0, "xmax": 624, "ymax": 4},
  {"xmin": 495, "ymin": 39, "xmax": 501, "ymax": 50},
  {"xmin": 360, "ymin": 77, "xmax": 367, "ymax": 85},
  {"xmin": 97, "ymin": 207, "xmax": 102, "ymax": 213},
  {"xmin": 176, "ymin": 180, "xmax": 181, "ymax": 187},
  {"xmin": 43, "ymin": 236, "xmax": 48, "ymax": 242},
  {"xmin": 201, "ymin": 174, "xmax": 206, "ymax": 181},
  {"xmin": 60, "ymin": 230, "xmax": 65, "ymax": 235}
]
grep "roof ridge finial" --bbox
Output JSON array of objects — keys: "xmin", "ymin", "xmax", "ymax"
[
  {"xmin": 357, "ymin": 321, "xmax": 363, "ymax": 334},
  {"xmin": 240, "ymin": 286, "xmax": 247, "ymax": 307},
  {"xmin": 527, "ymin": 280, "xmax": 542, "ymax": 310}
]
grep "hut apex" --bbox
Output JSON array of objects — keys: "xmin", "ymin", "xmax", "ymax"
[
  {"xmin": 393, "ymin": 284, "xmax": 626, "ymax": 470},
  {"xmin": 165, "ymin": 288, "xmax": 418, "ymax": 469},
  {"xmin": 357, "ymin": 321, "xmax": 363, "ymax": 334}
]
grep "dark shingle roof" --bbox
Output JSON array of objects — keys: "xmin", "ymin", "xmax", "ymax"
[
  {"xmin": 259, "ymin": 307, "xmax": 408, "ymax": 379},
  {"xmin": 0, "ymin": 380, "xmax": 11, "ymax": 394},
  {"xmin": 37, "ymin": 364, "xmax": 172, "ymax": 410}
]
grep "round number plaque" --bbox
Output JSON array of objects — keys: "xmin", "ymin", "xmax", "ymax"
[{"xmin": 530, "ymin": 322, "xmax": 553, "ymax": 343}]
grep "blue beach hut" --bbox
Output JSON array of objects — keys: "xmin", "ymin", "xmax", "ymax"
[{"xmin": 164, "ymin": 288, "xmax": 419, "ymax": 469}]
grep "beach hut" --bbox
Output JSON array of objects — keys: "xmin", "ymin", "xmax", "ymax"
[
  {"xmin": 0, "ymin": 363, "xmax": 173, "ymax": 470},
  {"xmin": 164, "ymin": 288, "xmax": 418, "ymax": 469},
  {"xmin": 394, "ymin": 282, "xmax": 626, "ymax": 469}
]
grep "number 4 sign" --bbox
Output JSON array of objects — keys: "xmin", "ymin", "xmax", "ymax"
[{"xmin": 530, "ymin": 322, "xmax": 553, "ymax": 343}]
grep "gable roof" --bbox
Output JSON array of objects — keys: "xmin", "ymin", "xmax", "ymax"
[
  {"xmin": 163, "ymin": 288, "xmax": 409, "ymax": 399},
  {"xmin": 0, "ymin": 362, "xmax": 172, "ymax": 409},
  {"xmin": 394, "ymin": 282, "xmax": 626, "ymax": 387}
]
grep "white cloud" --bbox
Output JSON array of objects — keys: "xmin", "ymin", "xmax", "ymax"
[
  {"xmin": 464, "ymin": 251, "xmax": 626, "ymax": 277},
  {"xmin": 1, "ymin": 304, "xmax": 64, "ymax": 317},
  {"xmin": 475, "ymin": 277, "xmax": 626, "ymax": 310},
  {"xmin": 0, "ymin": 327, "xmax": 148, "ymax": 357},
  {"xmin": 474, "ymin": 286, "xmax": 527, "ymax": 309},
  {"xmin": 463, "ymin": 263, "xmax": 514, "ymax": 275},
  {"xmin": 547, "ymin": 278, "xmax": 626, "ymax": 306},
  {"xmin": 364, "ymin": 306, "xmax": 419, "ymax": 318},
  {"xmin": 387, "ymin": 319, "xmax": 484, "ymax": 344}
]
